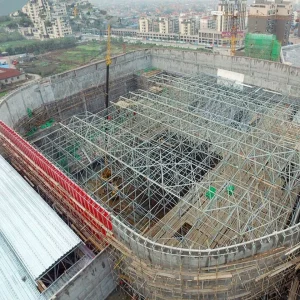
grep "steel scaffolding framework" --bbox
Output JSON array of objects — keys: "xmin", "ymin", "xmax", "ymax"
[{"xmin": 33, "ymin": 71, "xmax": 300, "ymax": 251}]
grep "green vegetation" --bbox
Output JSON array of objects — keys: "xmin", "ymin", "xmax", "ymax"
[
  {"xmin": 0, "ymin": 15, "xmax": 32, "ymax": 29},
  {"xmin": 3, "ymin": 37, "xmax": 77, "ymax": 55},
  {"xmin": 59, "ymin": 42, "xmax": 105, "ymax": 64},
  {"xmin": 0, "ymin": 15, "xmax": 73, "ymax": 55},
  {"xmin": 0, "ymin": 91, "xmax": 7, "ymax": 98},
  {"xmin": 0, "ymin": 15, "xmax": 35, "ymax": 53},
  {"xmin": 0, "ymin": 30, "xmax": 25, "ymax": 44},
  {"xmin": 0, "ymin": 16, "xmax": 11, "ymax": 23},
  {"xmin": 0, "ymin": 20, "xmax": 13, "ymax": 29},
  {"xmin": 22, "ymin": 41, "xmax": 103, "ymax": 76},
  {"xmin": 21, "ymin": 40, "xmax": 212, "ymax": 77},
  {"xmin": 0, "ymin": 39, "xmax": 37, "ymax": 53}
]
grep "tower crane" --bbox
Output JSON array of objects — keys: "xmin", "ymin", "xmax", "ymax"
[
  {"xmin": 105, "ymin": 24, "xmax": 112, "ymax": 109},
  {"xmin": 230, "ymin": 0, "xmax": 239, "ymax": 56},
  {"xmin": 104, "ymin": 24, "xmax": 112, "ymax": 172}
]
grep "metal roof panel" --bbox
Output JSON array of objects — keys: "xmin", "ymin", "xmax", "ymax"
[
  {"xmin": 0, "ymin": 155, "xmax": 81, "ymax": 280},
  {"xmin": 0, "ymin": 232, "xmax": 46, "ymax": 300}
]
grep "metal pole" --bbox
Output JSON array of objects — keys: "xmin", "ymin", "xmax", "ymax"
[{"xmin": 105, "ymin": 65, "xmax": 109, "ymax": 109}]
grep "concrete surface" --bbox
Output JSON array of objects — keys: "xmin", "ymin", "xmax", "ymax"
[
  {"xmin": 52, "ymin": 249, "xmax": 116, "ymax": 300},
  {"xmin": 1, "ymin": 48, "xmax": 300, "ymax": 130},
  {"xmin": 282, "ymin": 44, "xmax": 300, "ymax": 68},
  {"xmin": 106, "ymin": 289, "xmax": 131, "ymax": 300}
]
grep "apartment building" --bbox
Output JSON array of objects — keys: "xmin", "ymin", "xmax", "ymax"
[
  {"xmin": 197, "ymin": 0, "xmax": 246, "ymax": 48},
  {"xmin": 215, "ymin": 0, "xmax": 247, "ymax": 32},
  {"xmin": 139, "ymin": 16, "xmax": 179, "ymax": 34},
  {"xmin": 22, "ymin": 0, "xmax": 72, "ymax": 39},
  {"xmin": 248, "ymin": 0, "xmax": 292, "ymax": 45},
  {"xmin": 139, "ymin": 17, "xmax": 150, "ymax": 33},
  {"xmin": 22, "ymin": 0, "xmax": 48, "ymax": 23},
  {"xmin": 139, "ymin": 17, "xmax": 159, "ymax": 33},
  {"xmin": 179, "ymin": 14, "xmax": 199, "ymax": 35},
  {"xmin": 159, "ymin": 17, "xmax": 169, "ymax": 34},
  {"xmin": 137, "ymin": 1, "xmax": 247, "ymax": 48},
  {"xmin": 158, "ymin": 17, "xmax": 179, "ymax": 34},
  {"xmin": 200, "ymin": 17, "xmax": 217, "ymax": 30},
  {"xmin": 22, "ymin": 0, "xmax": 49, "ymax": 38},
  {"xmin": 47, "ymin": 3, "xmax": 72, "ymax": 38},
  {"xmin": 298, "ymin": 11, "xmax": 300, "ymax": 37},
  {"xmin": 168, "ymin": 17, "xmax": 180, "ymax": 34}
]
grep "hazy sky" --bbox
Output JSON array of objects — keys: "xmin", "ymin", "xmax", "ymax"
[{"xmin": 0, "ymin": 0, "xmax": 27, "ymax": 16}]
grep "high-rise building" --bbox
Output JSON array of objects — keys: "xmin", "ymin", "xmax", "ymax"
[
  {"xmin": 158, "ymin": 17, "xmax": 179, "ymax": 34},
  {"xmin": 22, "ymin": 0, "xmax": 72, "ymax": 39},
  {"xmin": 139, "ymin": 17, "xmax": 150, "ymax": 33},
  {"xmin": 298, "ymin": 11, "xmax": 300, "ymax": 37},
  {"xmin": 248, "ymin": 0, "xmax": 293, "ymax": 46},
  {"xmin": 215, "ymin": 0, "xmax": 247, "ymax": 32},
  {"xmin": 139, "ymin": 17, "xmax": 159, "ymax": 33},
  {"xmin": 168, "ymin": 16, "xmax": 180, "ymax": 34},
  {"xmin": 200, "ymin": 17, "xmax": 217, "ymax": 30},
  {"xmin": 179, "ymin": 14, "xmax": 198, "ymax": 35},
  {"xmin": 46, "ymin": 3, "xmax": 72, "ymax": 38},
  {"xmin": 22, "ymin": 0, "xmax": 49, "ymax": 38},
  {"xmin": 137, "ymin": 1, "xmax": 247, "ymax": 47},
  {"xmin": 198, "ymin": 0, "xmax": 247, "ymax": 48},
  {"xmin": 139, "ymin": 16, "xmax": 179, "ymax": 34},
  {"xmin": 158, "ymin": 17, "xmax": 169, "ymax": 34}
]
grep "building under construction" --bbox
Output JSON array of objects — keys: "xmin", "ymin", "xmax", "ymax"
[{"xmin": 1, "ymin": 49, "xmax": 300, "ymax": 299}]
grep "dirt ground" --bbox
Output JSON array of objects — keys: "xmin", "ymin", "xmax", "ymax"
[
  {"xmin": 18, "ymin": 40, "xmax": 202, "ymax": 78},
  {"xmin": 19, "ymin": 41, "xmax": 137, "ymax": 77}
]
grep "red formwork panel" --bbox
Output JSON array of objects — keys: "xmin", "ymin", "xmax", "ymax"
[{"xmin": 0, "ymin": 121, "xmax": 113, "ymax": 237}]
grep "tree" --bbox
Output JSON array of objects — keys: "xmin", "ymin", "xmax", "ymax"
[
  {"xmin": 7, "ymin": 22, "xmax": 18, "ymax": 30},
  {"xmin": 5, "ymin": 47, "xmax": 14, "ymax": 55},
  {"xmin": 0, "ymin": 16, "xmax": 11, "ymax": 23},
  {"xmin": 19, "ymin": 16, "xmax": 33, "ymax": 27},
  {"xmin": 17, "ymin": 10, "xmax": 27, "ymax": 17},
  {"xmin": 5, "ymin": 37, "xmax": 77, "ymax": 55}
]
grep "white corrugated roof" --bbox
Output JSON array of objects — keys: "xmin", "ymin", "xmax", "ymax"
[
  {"xmin": 282, "ymin": 44, "xmax": 300, "ymax": 68},
  {"xmin": 0, "ymin": 155, "xmax": 82, "ymax": 280},
  {"xmin": 0, "ymin": 232, "xmax": 46, "ymax": 300}
]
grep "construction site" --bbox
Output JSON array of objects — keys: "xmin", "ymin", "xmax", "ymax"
[{"xmin": 1, "ymin": 48, "xmax": 300, "ymax": 300}]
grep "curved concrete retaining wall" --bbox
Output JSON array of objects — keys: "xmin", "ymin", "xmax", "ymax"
[
  {"xmin": 0, "ymin": 50, "xmax": 151, "ymax": 128},
  {"xmin": 151, "ymin": 49, "xmax": 300, "ymax": 97},
  {"xmin": 1, "ymin": 49, "xmax": 300, "ymax": 129}
]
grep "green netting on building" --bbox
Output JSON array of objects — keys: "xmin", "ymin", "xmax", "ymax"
[{"xmin": 245, "ymin": 33, "xmax": 281, "ymax": 62}]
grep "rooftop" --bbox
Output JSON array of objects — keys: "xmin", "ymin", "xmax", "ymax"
[
  {"xmin": 282, "ymin": 44, "xmax": 300, "ymax": 68},
  {"xmin": 0, "ymin": 232, "xmax": 45, "ymax": 300},
  {"xmin": 0, "ymin": 67, "xmax": 22, "ymax": 80},
  {"xmin": 0, "ymin": 155, "xmax": 81, "ymax": 280}
]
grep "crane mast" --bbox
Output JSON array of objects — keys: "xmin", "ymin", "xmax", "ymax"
[
  {"xmin": 105, "ymin": 24, "xmax": 112, "ymax": 109},
  {"xmin": 230, "ymin": 0, "xmax": 239, "ymax": 56}
]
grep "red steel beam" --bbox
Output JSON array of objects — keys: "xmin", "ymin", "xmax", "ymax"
[{"xmin": 0, "ymin": 121, "xmax": 112, "ymax": 239}]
